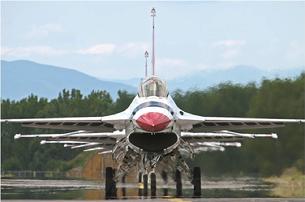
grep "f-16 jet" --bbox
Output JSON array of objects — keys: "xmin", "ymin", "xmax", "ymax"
[{"xmin": 2, "ymin": 8, "xmax": 304, "ymax": 198}]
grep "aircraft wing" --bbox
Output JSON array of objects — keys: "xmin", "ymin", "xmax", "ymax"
[
  {"xmin": 1, "ymin": 111, "xmax": 129, "ymax": 132},
  {"xmin": 177, "ymin": 112, "xmax": 305, "ymax": 132}
]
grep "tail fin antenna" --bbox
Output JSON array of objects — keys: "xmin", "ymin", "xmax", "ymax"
[{"xmin": 151, "ymin": 8, "xmax": 156, "ymax": 75}]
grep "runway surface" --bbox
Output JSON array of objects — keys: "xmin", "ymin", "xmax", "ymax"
[
  {"xmin": 2, "ymin": 178, "xmax": 303, "ymax": 201},
  {"xmin": 2, "ymin": 199, "xmax": 305, "ymax": 202}
]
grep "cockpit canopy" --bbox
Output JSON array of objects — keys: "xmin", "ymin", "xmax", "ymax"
[{"xmin": 138, "ymin": 76, "xmax": 169, "ymax": 97}]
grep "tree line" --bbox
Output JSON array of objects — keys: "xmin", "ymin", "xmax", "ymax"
[{"xmin": 1, "ymin": 73, "xmax": 304, "ymax": 176}]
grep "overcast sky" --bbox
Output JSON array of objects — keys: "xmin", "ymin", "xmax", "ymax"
[{"xmin": 1, "ymin": 1, "xmax": 305, "ymax": 79}]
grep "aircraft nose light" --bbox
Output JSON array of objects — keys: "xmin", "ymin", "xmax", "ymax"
[{"xmin": 136, "ymin": 112, "xmax": 171, "ymax": 132}]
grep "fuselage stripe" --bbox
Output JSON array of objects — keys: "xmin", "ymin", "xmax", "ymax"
[{"xmin": 132, "ymin": 101, "xmax": 173, "ymax": 117}]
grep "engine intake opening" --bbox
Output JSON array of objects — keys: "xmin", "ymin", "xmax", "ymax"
[{"xmin": 128, "ymin": 132, "xmax": 178, "ymax": 152}]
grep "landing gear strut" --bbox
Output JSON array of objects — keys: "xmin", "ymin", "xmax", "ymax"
[
  {"xmin": 175, "ymin": 169, "xmax": 182, "ymax": 197},
  {"xmin": 105, "ymin": 167, "xmax": 117, "ymax": 199},
  {"xmin": 138, "ymin": 172, "xmax": 143, "ymax": 197},
  {"xmin": 143, "ymin": 173, "xmax": 148, "ymax": 197},
  {"xmin": 150, "ymin": 172, "xmax": 156, "ymax": 197}
]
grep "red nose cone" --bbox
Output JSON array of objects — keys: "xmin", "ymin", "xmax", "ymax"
[{"xmin": 136, "ymin": 112, "xmax": 171, "ymax": 132}]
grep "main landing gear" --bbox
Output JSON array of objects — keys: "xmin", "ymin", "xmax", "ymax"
[
  {"xmin": 104, "ymin": 166, "xmax": 202, "ymax": 198},
  {"xmin": 192, "ymin": 166, "xmax": 202, "ymax": 197},
  {"xmin": 105, "ymin": 167, "xmax": 117, "ymax": 199},
  {"xmin": 175, "ymin": 169, "xmax": 182, "ymax": 197},
  {"xmin": 175, "ymin": 167, "xmax": 202, "ymax": 197}
]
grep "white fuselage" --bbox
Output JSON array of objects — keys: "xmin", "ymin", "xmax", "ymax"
[{"xmin": 123, "ymin": 95, "xmax": 182, "ymax": 154}]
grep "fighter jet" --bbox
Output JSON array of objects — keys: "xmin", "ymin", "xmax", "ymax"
[{"xmin": 1, "ymin": 8, "xmax": 304, "ymax": 197}]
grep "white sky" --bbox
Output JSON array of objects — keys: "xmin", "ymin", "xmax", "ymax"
[{"xmin": 1, "ymin": 1, "xmax": 305, "ymax": 79}]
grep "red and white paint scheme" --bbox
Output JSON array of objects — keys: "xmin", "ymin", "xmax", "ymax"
[
  {"xmin": 134, "ymin": 107, "xmax": 173, "ymax": 132},
  {"xmin": 2, "ymin": 8, "xmax": 304, "ymax": 181}
]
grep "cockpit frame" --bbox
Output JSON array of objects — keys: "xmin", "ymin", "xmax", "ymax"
[{"xmin": 138, "ymin": 76, "xmax": 169, "ymax": 98}]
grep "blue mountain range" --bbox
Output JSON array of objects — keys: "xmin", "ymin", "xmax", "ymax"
[
  {"xmin": 1, "ymin": 60, "xmax": 136, "ymax": 100},
  {"xmin": 116, "ymin": 66, "xmax": 304, "ymax": 91},
  {"xmin": 1, "ymin": 60, "xmax": 304, "ymax": 100}
]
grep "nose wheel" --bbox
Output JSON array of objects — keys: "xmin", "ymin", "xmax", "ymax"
[{"xmin": 138, "ymin": 171, "xmax": 157, "ymax": 198}]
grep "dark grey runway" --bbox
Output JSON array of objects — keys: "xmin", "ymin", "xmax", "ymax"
[
  {"xmin": 2, "ymin": 178, "xmax": 303, "ymax": 201},
  {"xmin": 2, "ymin": 199, "xmax": 305, "ymax": 202}
]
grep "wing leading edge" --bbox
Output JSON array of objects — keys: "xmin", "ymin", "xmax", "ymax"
[
  {"xmin": 177, "ymin": 112, "xmax": 305, "ymax": 132},
  {"xmin": 1, "ymin": 111, "xmax": 129, "ymax": 132}
]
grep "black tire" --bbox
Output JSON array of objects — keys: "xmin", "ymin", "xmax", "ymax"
[
  {"xmin": 193, "ymin": 166, "xmax": 201, "ymax": 197},
  {"xmin": 150, "ymin": 172, "xmax": 156, "ymax": 197},
  {"xmin": 143, "ymin": 174, "xmax": 148, "ymax": 197},
  {"xmin": 105, "ymin": 167, "xmax": 117, "ymax": 199},
  {"xmin": 138, "ymin": 172, "xmax": 143, "ymax": 197},
  {"xmin": 175, "ymin": 169, "xmax": 182, "ymax": 197}
]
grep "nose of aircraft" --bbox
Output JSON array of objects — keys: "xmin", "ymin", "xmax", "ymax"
[{"xmin": 136, "ymin": 112, "xmax": 171, "ymax": 132}]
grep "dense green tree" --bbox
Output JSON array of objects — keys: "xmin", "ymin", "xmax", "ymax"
[
  {"xmin": 1, "ymin": 74, "xmax": 304, "ymax": 176},
  {"xmin": 113, "ymin": 90, "xmax": 134, "ymax": 113}
]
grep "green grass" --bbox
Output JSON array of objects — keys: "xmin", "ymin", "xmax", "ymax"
[{"xmin": 265, "ymin": 167, "xmax": 305, "ymax": 197}]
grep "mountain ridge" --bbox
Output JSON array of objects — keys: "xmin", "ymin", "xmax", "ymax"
[
  {"xmin": 116, "ymin": 65, "xmax": 304, "ymax": 91},
  {"xmin": 1, "ymin": 60, "xmax": 304, "ymax": 100},
  {"xmin": 1, "ymin": 60, "xmax": 136, "ymax": 100}
]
